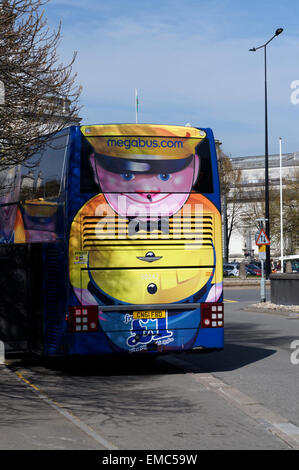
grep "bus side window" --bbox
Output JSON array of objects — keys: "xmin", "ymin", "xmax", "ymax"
[
  {"xmin": 193, "ymin": 139, "xmax": 214, "ymax": 194},
  {"xmin": 20, "ymin": 131, "xmax": 69, "ymax": 201}
]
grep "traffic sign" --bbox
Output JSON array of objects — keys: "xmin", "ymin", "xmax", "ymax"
[
  {"xmin": 255, "ymin": 228, "xmax": 270, "ymax": 246},
  {"xmin": 258, "ymin": 245, "xmax": 266, "ymax": 259}
]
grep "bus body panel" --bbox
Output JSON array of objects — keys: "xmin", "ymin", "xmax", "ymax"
[
  {"xmin": 64, "ymin": 124, "xmax": 223, "ymax": 356},
  {"xmin": 0, "ymin": 124, "xmax": 223, "ymax": 357}
]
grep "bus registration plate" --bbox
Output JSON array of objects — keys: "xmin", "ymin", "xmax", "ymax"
[{"xmin": 133, "ymin": 310, "xmax": 166, "ymax": 320}]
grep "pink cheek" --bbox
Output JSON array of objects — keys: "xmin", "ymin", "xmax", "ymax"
[
  {"xmin": 173, "ymin": 175, "xmax": 184, "ymax": 186},
  {"xmin": 172, "ymin": 175, "xmax": 191, "ymax": 191},
  {"xmin": 106, "ymin": 176, "xmax": 117, "ymax": 188},
  {"xmin": 100, "ymin": 175, "xmax": 125, "ymax": 191},
  {"xmin": 179, "ymin": 167, "xmax": 194, "ymax": 187}
]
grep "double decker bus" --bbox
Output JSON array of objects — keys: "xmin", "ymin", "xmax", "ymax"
[{"xmin": 0, "ymin": 124, "xmax": 223, "ymax": 357}]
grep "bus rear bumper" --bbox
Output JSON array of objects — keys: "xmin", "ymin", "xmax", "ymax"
[
  {"xmin": 191, "ymin": 327, "xmax": 224, "ymax": 351},
  {"xmin": 59, "ymin": 326, "xmax": 224, "ymax": 356}
]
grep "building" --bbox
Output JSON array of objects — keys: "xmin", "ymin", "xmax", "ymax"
[{"xmin": 226, "ymin": 151, "xmax": 299, "ymax": 261}]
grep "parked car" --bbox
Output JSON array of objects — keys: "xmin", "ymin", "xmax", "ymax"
[
  {"xmin": 223, "ymin": 263, "xmax": 239, "ymax": 277},
  {"xmin": 230, "ymin": 261, "xmax": 240, "ymax": 269},
  {"xmin": 252, "ymin": 260, "xmax": 266, "ymax": 272},
  {"xmin": 246, "ymin": 263, "xmax": 262, "ymax": 276}
]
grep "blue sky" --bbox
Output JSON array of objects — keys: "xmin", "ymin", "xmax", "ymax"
[{"xmin": 44, "ymin": 0, "xmax": 299, "ymax": 157}]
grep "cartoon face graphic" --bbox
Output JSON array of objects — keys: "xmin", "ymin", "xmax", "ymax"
[{"xmin": 90, "ymin": 152, "xmax": 200, "ymax": 218}]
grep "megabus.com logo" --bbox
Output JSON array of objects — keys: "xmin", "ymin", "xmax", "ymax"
[{"xmin": 107, "ymin": 138, "xmax": 184, "ymax": 151}]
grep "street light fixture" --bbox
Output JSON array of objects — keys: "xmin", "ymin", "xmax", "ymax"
[{"xmin": 249, "ymin": 28, "xmax": 283, "ymax": 279}]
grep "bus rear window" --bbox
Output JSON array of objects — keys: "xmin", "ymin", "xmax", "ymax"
[{"xmin": 80, "ymin": 135, "xmax": 214, "ymax": 194}]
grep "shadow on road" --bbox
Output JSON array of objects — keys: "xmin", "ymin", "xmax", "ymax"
[
  {"xmin": 9, "ymin": 353, "xmax": 181, "ymax": 377},
  {"xmin": 1, "ymin": 321, "xmax": 282, "ymax": 426},
  {"xmin": 184, "ymin": 343, "xmax": 275, "ymax": 374},
  {"xmin": 8, "ymin": 309, "xmax": 295, "ymax": 379},
  {"xmin": 184, "ymin": 319, "xmax": 294, "ymax": 373},
  {"xmin": 7, "ymin": 318, "xmax": 286, "ymax": 377}
]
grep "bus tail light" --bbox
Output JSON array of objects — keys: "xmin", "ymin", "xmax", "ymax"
[
  {"xmin": 201, "ymin": 303, "xmax": 224, "ymax": 328},
  {"xmin": 67, "ymin": 306, "xmax": 98, "ymax": 332}
]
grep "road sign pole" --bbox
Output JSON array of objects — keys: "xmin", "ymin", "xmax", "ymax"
[
  {"xmin": 260, "ymin": 258, "xmax": 266, "ymax": 303},
  {"xmin": 0, "ymin": 341, "xmax": 4, "ymax": 364},
  {"xmin": 258, "ymin": 243, "xmax": 267, "ymax": 303}
]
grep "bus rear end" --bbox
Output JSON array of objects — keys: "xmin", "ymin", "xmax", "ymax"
[{"xmin": 66, "ymin": 124, "xmax": 223, "ymax": 356}]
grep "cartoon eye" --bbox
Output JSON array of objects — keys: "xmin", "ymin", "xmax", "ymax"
[
  {"xmin": 121, "ymin": 172, "xmax": 135, "ymax": 181},
  {"xmin": 158, "ymin": 173, "xmax": 171, "ymax": 181}
]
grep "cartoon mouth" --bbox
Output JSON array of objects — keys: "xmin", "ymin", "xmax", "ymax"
[{"xmin": 122, "ymin": 193, "xmax": 170, "ymax": 204}]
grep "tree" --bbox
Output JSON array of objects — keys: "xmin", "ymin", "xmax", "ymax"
[
  {"xmin": 217, "ymin": 146, "xmax": 243, "ymax": 261},
  {"xmin": 0, "ymin": 0, "xmax": 82, "ymax": 172},
  {"xmin": 239, "ymin": 170, "xmax": 299, "ymax": 257},
  {"xmin": 268, "ymin": 169, "xmax": 299, "ymax": 255}
]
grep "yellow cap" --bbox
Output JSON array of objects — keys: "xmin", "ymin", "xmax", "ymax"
[{"xmin": 80, "ymin": 124, "xmax": 206, "ymax": 161}]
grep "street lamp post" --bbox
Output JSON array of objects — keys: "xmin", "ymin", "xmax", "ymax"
[
  {"xmin": 279, "ymin": 137, "xmax": 284, "ymax": 272},
  {"xmin": 249, "ymin": 28, "xmax": 283, "ymax": 279}
]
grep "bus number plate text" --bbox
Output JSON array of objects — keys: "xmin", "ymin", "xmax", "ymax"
[{"xmin": 133, "ymin": 310, "xmax": 166, "ymax": 320}]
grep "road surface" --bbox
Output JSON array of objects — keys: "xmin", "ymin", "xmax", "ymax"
[{"xmin": 0, "ymin": 287, "xmax": 298, "ymax": 451}]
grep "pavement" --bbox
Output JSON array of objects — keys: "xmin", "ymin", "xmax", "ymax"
[
  {"xmin": 0, "ymin": 363, "xmax": 106, "ymax": 450},
  {"xmin": 223, "ymin": 278, "xmax": 270, "ymax": 287},
  {"xmin": 223, "ymin": 277, "xmax": 298, "ymax": 315},
  {"xmin": 243, "ymin": 301, "xmax": 299, "ymax": 317}
]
